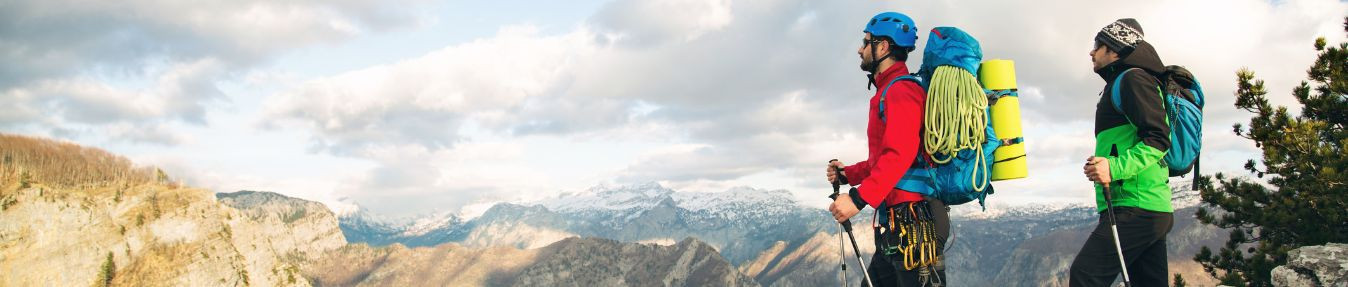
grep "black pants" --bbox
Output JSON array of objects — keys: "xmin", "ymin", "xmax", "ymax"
[
  {"xmin": 865, "ymin": 198, "xmax": 950, "ymax": 287},
  {"xmin": 1068, "ymin": 206, "xmax": 1174, "ymax": 287}
]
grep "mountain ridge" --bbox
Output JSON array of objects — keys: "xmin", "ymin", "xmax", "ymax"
[
  {"xmin": 1, "ymin": 134, "xmax": 1228, "ymax": 286},
  {"xmin": 335, "ymin": 181, "xmax": 1224, "ymax": 286},
  {"xmin": 0, "ymin": 134, "xmax": 759, "ymax": 287}
]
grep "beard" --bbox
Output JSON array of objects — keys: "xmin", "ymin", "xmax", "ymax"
[{"xmin": 859, "ymin": 57, "xmax": 875, "ymax": 73}]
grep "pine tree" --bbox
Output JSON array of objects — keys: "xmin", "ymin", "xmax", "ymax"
[
  {"xmin": 1193, "ymin": 17, "xmax": 1348, "ymax": 286},
  {"xmin": 98, "ymin": 252, "xmax": 115, "ymax": 287},
  {"xmin": 1173, "ymin": 273, "xmax": 1187, "ymax": 287}
]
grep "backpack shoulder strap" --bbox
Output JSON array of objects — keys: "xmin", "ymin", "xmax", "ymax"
[
  {"xmin": 1109, "ymin": 68, "xmax": 1143, "ymax": 114},
  {"xmin": 879, "ymin": 74, "xmax": 922, "ymax": 122}
]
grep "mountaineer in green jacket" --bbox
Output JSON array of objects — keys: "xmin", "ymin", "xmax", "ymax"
[{"xmin": 1069, "ymin": 18, "xmax": 1175, "ymax": 287}]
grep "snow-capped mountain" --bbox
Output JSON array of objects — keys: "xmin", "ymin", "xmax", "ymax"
[
  {"xmin": 341, "ymin": 182, "xmax": 831, "ymax": 263},
  {"xmin": 338, "ymin": 206, "xmax": 468, "ymax": 247},
  {"xmin": 542, "ymin": 182, "xmax": 676, "ymax": 213},
  {"xmin": 673, "ymin": 186, "xmax": 803, "ymax": 222},
  {"xmin": 338, "ymin": 180, "xmax": 1226, "ymax": 286},
  {"xmin": 541, "ymin": 182, "xmax": 802, "ymax": 216},
  {"xmin": 535, "ymin": 183, "xmax": 805, "ymax": 225}
]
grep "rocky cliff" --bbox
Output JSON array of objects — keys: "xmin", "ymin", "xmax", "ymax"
[
  {"xmin": 0, "ymin": 178, "xmax": 346, "ymax": 286},
  {"xmin": 216, "ymin": 191, "xmax": 348, "ymax": 262},
  {"xmin": 0, "ymin": 134, "xmax": 349, "ymax": 286}
]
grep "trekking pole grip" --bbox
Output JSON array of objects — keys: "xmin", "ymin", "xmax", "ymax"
[
  {"xmin": 829, "ymin": 159, "xmax": 849, "ymax": 197},
  {"xmin": 827, "ymin": 160, "xmax": 855, "ymax": 232}
]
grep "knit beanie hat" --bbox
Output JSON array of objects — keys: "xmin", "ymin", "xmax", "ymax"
[{"xmin": 1095, "ymin": 18, "xmax": 1144, "ymax": 56}]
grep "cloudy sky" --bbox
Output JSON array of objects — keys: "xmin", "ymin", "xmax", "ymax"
[{"xmin": 2, "ymin": 0, "xmax": 1344, "ymax": 218}]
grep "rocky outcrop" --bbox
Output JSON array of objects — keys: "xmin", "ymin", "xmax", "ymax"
[
  {"xmin": 739, "ymin": 227, "xmax": 876, "ymax": 287},
  {"xmin": 515, "ymin": 237, "xmax": 757, "ymax": 287},
  {"xmin": 1272, "ymin": 243, "xmax": 1347, "ymax": 287},
  {"xmin": 0, "ymin": 182, "xmax": 321, "ymax": 286},
  {"xmin": 216, "ymin": 191, "xmax": 347, "ymax": 260},
  {"xmin": 0, "ymin": 136, "xmax": 348, "ymax": 287},
  {"xmin": 302, "ymin": 242, "xmax": 539, "ymax": 286}
]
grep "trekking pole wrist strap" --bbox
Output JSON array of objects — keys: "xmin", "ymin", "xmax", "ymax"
[{"xmin": 849, "ymin": 188, "xmax": 868, "ymax": 210}]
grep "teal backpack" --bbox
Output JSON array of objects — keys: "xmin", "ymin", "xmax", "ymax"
[
  {"xmin": 1110, "ymin": 66, "xmax": 1204, "ymax": 184},
  {"xmin": 879, "ymin": 27, "xmax": 999, "ymax": 208}
]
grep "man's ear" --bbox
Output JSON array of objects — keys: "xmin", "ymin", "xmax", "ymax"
[
  {"xmin": 1106, "ymin": 49, "xmax": 1121, "ymax": 61},
  {"xmin": 1099, "ymin": 45, "xmax": 1121, "ymax": 61}
]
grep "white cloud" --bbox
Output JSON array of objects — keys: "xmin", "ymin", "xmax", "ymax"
[
  {"xmin": 261, "ymin": 0, "xmax": 1346, "ymax": 215},
  {"xmin": 328, "ymin": 141, "xmax": 565, "ymax": 217},
  {"xmin": 104, "ymin": 122, "xmax": 194, "ymax": 146},
  {"xmin": 0, "ymin": 0, "xmax": 431, "ymax": 144},
  {"xmin": 6, "ymin": 0, "xmax": 1342, "ymax": 216},
  {"xmin": 0, "ymin": 58, "xmax": 228, "ymax": 145},
  {"xmin": 0, "ymin": 0, "xmax": 424, "ymax": 80},
  {"xmin": 615, "ymin": 90, "xmax": 839, "ymax": 183},
  {"xmin": 590, "ymin": 0, "xmax": 734, "ymax": 45},
  {"xmin": 263, "ymin": 25, "xmax": 606, "ymax": 154}
]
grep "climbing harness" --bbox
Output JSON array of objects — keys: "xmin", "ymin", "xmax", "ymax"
[
  {"xmin": 872, "ymin": 200, "xmax": 946, "ymax": 286},
  {"xmin": 875, "ymin": 201, "xmax": 943, "ymax": 271}
]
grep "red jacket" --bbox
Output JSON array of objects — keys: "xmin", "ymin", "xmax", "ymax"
[{"xmin": 844, "ymin": 63, "xmax": 925, "ymax": 208}]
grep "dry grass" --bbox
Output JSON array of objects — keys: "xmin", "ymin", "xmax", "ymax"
[
  {"xmin": 112, "ymin": 242, "xmax": 198, "ymax": 286},
  {"xmin": 0, "ymin": 133, "xmax": 166, "ymax": 190}
]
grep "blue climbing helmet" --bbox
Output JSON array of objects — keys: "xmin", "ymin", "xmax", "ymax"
[{"xmin": 863, "ymin": 12, "xmax": 918, "ymax": 47}]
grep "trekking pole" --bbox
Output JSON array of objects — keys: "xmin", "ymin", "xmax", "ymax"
[
  {"xmin": 836, "ymin": 223, "xmax": 850, "ymax": 287},
  {"xmin": 828, "ymin": 163, "xmax": 851, "ymax": 287},
  {"xmin": 829, "ymin": 161, "xmax": 874, "ymax": 287},
  {"xmin": 1102, "ymin": 184, "xmax": 1132, "ymax": 287}
]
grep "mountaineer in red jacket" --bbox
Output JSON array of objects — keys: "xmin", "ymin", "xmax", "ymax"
[{"xmin": 825, "ymin": 12, "xmax": 951, "ymax": 287}]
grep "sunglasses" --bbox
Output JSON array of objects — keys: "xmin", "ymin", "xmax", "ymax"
[{"xmin": 862, "ymin": 38, "xmax": 885, "ymax": 47}]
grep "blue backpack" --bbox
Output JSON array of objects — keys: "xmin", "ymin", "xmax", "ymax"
[
  {"xmin": 879, "ymin": 27, "xmax": 999, "ymax": 208},
  {"xmin": 1110, "ymin": 66, "xmax": 1204, "ymax": 180}
]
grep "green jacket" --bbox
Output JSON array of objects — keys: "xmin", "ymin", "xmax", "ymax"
[{"xmin": 1092, "ymin": 41, "xmax": 1173, "ymax": 213}]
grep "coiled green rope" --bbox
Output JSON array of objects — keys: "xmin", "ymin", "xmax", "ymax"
[{"xmin": 923, "ymin": 65, "xmax": 990, "ymax": 192}]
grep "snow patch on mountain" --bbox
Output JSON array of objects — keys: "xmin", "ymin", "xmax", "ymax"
[
  {"xmin": 672, "ymin": 186, "xmax": 797, "ymax": 211},
  {"xmin": 1170, "ymin": 179, "xmax": 1201, "ymax": 210},
  {"xmin": 637, "ymin": 238, "xmax": 680, "ymax": 246},
  {"xmin": 325, "ymin": 199, "xmax": 361, "ymax": 218},
  {"xmin": 951, "ymin": 179, "xmax": 1202, "ymax": 220},
  {"xmin": 951, "ymin": 201, "xmax": 1093, "ymax": 220},
  {"xmin": 401, "ymin": 211, "xmax": 462, "ymax": 237},
  {"xmin": 672, "ymin": 186, "xmax": 802, "ymax": 221},
  {"xmin": 542, "ymin": 182, "xmax": 675, "ymax": 213},
  {"xmin": 456, "ymin": 201, "xmax": 499, "ymax": 221},
  {"xmin": 340, "ymin": 206, "xmax": 415, "ymax": 228},
  {"xmin": 529, "ymin": 183, "xmax": 807, "ymax": 223}
]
